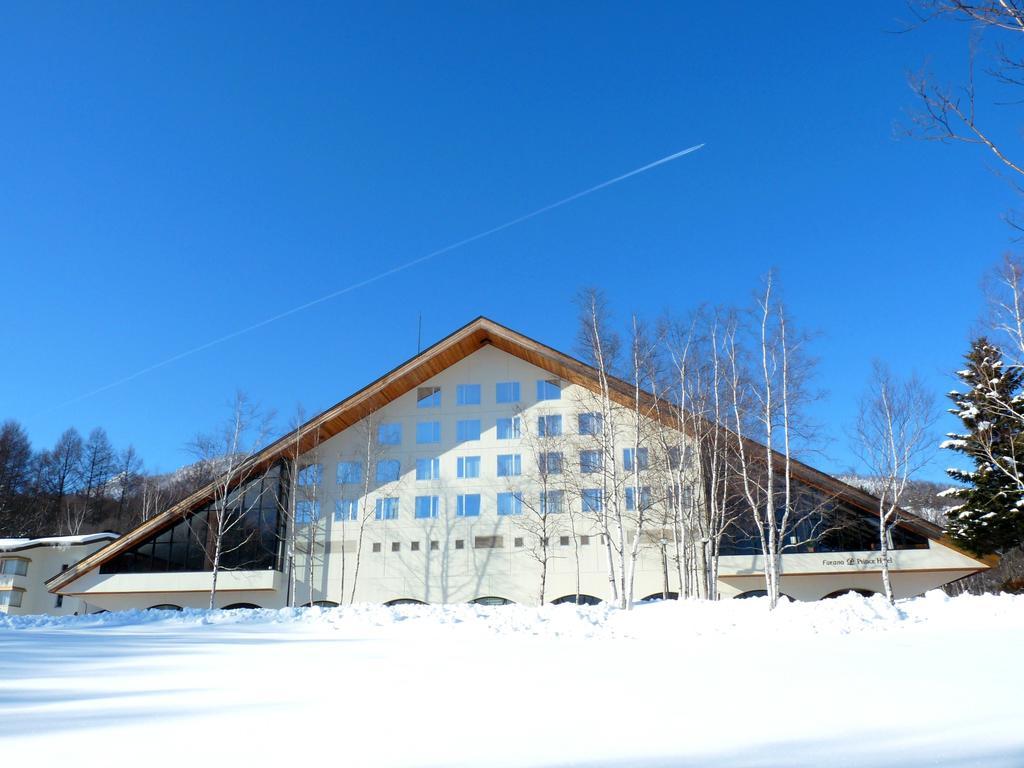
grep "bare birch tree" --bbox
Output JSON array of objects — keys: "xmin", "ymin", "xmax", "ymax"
[
  {"xmin": 854, "ymin": 362, "xmax": 937, "ymax": 603},
  {"xmin": 189, "ymin": 391, "xmax": 275, "ymax": 610},
  {"xmin": 727, "ymin": 274, "xmax": 822, "ymax": 609}
]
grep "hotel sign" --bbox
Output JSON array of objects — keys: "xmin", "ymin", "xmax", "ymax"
[{"xmin": 821, "ymin": 555, "xmax": 893, "ymax": 568}]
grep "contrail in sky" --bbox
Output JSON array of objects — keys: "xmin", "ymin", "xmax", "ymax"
[{"xmin": 50, "ymin": 142, "xmax": 705, "ymax": 412}]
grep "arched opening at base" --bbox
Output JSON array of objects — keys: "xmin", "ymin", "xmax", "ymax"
[
  {"xmin": 147, "ymin": 604, "xmax": 182, "ymax": 611},
  {"xmin": 821, "ymin": 589, "xmax": 876, "ymax": 600},
  {"xmin": 471, "ymin": 596, "xmax": 514, "ymax": 606},
  {"xmin": 641, "ymin": 592, "xmax": 679, "ymax": 602},
  {"xmin": 385, "ymin": 598, "xmax": 427, "ymax": 606},
  {"xmin": 733, "ymin": 590, "xmax": 793, "ymax": 600},
  {"xmin": 551, "ymin": 594, "xmax": 602, "ymax": 606},
  {"xmin": 222, "ymin": 602, "xmax": 261, "ymax": 610},
  {"xmin": 308, "ymin": 600, "xmax": 340, "ymax": 608}
]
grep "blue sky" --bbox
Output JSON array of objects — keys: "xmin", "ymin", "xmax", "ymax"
[{"xmin": 0, "ymin": 4, "xmax": 1014, "ymax": 481}]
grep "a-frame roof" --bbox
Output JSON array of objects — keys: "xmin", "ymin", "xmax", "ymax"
[{"xmin": 48, "ymin": 316, "xmax": 992, "ymax": 592}]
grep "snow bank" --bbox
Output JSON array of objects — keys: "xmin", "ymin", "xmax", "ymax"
[{"xmin": 2, "ymin": 593, "xmax": 1022, "ymax": 767}]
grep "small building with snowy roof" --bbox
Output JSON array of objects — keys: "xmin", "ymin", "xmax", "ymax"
[{"xmin": 1, "ymin": 533, "xmax": 119, "ymax": 615}]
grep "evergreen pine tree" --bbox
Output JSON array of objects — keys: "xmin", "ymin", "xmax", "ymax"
[{"xmin": 942, "ymin": 338, "xmax": 1024, "ymax": 554}]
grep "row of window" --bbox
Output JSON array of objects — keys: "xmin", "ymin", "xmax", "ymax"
[
  {"xmin": 294, "ymin": 485, "xmax": 659, "ymax": 523},
  {"xmin": 366, "ymin": 533, "xmax": 596, "ymax": 553},
  {"xmin": 0, "ymin": 589, "xmax": 24, "ymax": 608},
  {"xmin": 416, "ymin": 380, "xmax": 563, "ymax": 410},
  {"xmin": 304, "ymin": 447, "xmax": 651, "ymax": 487},
  {"xmin": 0, "ymin": 558, "xmax": 28, "ymax": 577}
]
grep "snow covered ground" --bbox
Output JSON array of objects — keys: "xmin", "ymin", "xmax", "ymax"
[{"xmin": 2, "ymin": 592, "xmax": 1022, "ymax": 767}]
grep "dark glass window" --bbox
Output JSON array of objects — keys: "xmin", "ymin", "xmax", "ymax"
[{"xmin": 101, "ymin": 465, "xmax": 286, "ymax": 574}]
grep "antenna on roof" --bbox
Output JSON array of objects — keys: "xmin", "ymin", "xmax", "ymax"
[{"xmin": 417, "ymin": 312, "xmax": 422, "ymax": 353}]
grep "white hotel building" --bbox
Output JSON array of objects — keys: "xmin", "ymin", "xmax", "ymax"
[{"xmin": 46, "ymin": 318, "xmax": 989, "ymax": 612}]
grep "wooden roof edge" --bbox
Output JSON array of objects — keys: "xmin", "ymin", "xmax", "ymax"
[
  {"xmin": 48, "ymin": 316, "xmax": 498, "ymax": 591},
  {"xmin": 47, "ymin": 315, "xmax": 994, "ymax": 590}
]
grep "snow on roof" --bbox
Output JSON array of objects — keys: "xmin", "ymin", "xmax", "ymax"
[{"xmin": 0, "ymin": 532, "xmax": 119, "ymax": 553}]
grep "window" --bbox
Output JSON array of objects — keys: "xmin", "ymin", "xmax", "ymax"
[
  {"xmin": 496, "ymin": 381, "xmax": 520, "ymax": 403},
  {"xmin": 392, "ymin": 541, "xmax": 401, "ymax": 552},
  {"xmin": 415, "ymin": 458, "xmax": 440, "ymax": 480},
  {"xmin": 415, "ymin": 495, "xmax": 440, "ymax": 519},
  {"xmin": 540, "ymin": 451, "xmax": 563, "ymax": 476},
  {"xmin": 430, "ymin": 540, "xmax": 439, "ymax": 551},
  {"xmin": 497, "ymin": 454, "xmax": 522, "ymax": 477},
  {"xmin": 372, "ymin": 542, "xmax": 382, "ymax": 553},
  {"xmin": 475, "ymin": 535, "xmax": 503, "ymax": 549},
  {"xmin": 457, "ymin": 456, "xmax": 481, "ymax": 479},
  {"xmin": 559, "ymin": 536, "xmax": 570, "ymax": 547},
  {"xmin": 335, "ymin": 499, "xmax": 358, "ymax": 522},
  {"xmin": 540, "ymin": 489, "xmax": 564, "ymax": 515},
  {"xmin": 417, "ymin": 386, "xmax": 441, "ymax": 408},
  {"xmin": 295, "ymin": 500, "xmax": 320, "ymax": 524},
  {"xmin": 416, "ymin": 421, "xmax": 441, "ymax": 444},
  {"xmin": 456, "ymin": 494, "xmax": 481, "ymax": 517},
  {"xmin": 625, "ymin": 486, "xmax": 652, "ymax": 512},
  {"xmin": 457, "ymin": 384, "xmax": 481, "ymax": 405},
  {"xmin": 496, "ymin": 417, "xmax": 521, "ymax": 440},
  {"xmin": 537, "ymin": 414, "xmax": 562, "ymax": 437},
  {"xmin": 55, "ymin": 593, "xmax": 63, "ymax": 608},
  {"xmin": 579, "ymin": 412, "xmax": 603, "ymax": 436},
  {"xmin": 0, "ymin": 559, "xmax": 28, "ymax": 577},
  {"xmin": 337, "ymin": 461, "xmax": 362, "ymax": 484},
  {"xmin": 376, "ymin": 459, "xmax": 401, "ymax": 483},
  {"xmin": 411, "ymin": 541, "xmax": 421, "ymax": 552},
  {"xmin": 378, "ymin": 423, "xmax": 402, "ymax": 445},
  {"xmin": 667, "ymin": 446, "xmax": 683, "ymax": 469},
  {"xmin": 581, "ymin": 535, "xmax": 590, "ymax": 546},
  {"xmin": 375, "ymin": 497, "xmax": 399, "ymax": 520},
  {"xmin": 0, "ymin": 589, "xmax": 24, "ymax": 608},
  {"xmin": 514, "ymin": 537, "xmax": 524, "ymax": 548},
  {"xmin": 456, "ymin": 419, "xmax": 481, "ymax": 442},
  {"xmin": 582, "ymin": 488, "xmax": 602, "ymax": 512},
  {"xmin": 497, "ymin": 492, "xmax": 523, "ymax": 516},
  {"xmin": 455, "ymin": 539, "xmax": 465, "ymax": 550},
  {"xmin": 537, "ymin": 379, "xmax": 562, "ymax": 401},
  {"xmin": 580, "ymin": 450, "xmax": 603, "ymax": 474},
  {"xmin": 623, "ymin": 447, "xmax": 649, "ymax": 471},
  {"xmin": 297, "ymin": 464, "xmax": 323, "ymax": 486}
]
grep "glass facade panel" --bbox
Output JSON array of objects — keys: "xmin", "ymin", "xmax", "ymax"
[
  {"xmin": 378, "ymin": 423, "xmax": 402, "ymax": 445},
  {"xmin": 457, "ymin": 456, "xmax": 481, "ymax": 479},
  {"xmin": 496, "ymin": 381, "xmax": 520, "ymax": 403},
  {"xmin": 538, "ymin": 415, "xmax": 562, "ymax": 437},
  {"xmin": 579, "ymin": 412, "xmax": 603, "ymax": 435},
  {"xmin": 497, "ymin": 492, "xmax": 523, "ymax": 516},
  {"xmin": 582, "ymin": 488, "xmax": 602, "ymax": 512},
  {"xmin": 417, "ymin": 386, "xmax": 441, "ymax": 408},
  {"xmin": 416, "ymin": 458, "xmax": 440, "ymax": 480},
  {"xmin": 335, "ymin": 499, "xmax": 358, "ymax": 522},
  {"xmin": 376, "ymin": 459, "xmax": 401, "ymax": 483},
  {"xmin": 540, "ymin": 452, "xmax": 563, "ymax": 476},
  {"xmin": 496, "ymin": 417, "xmax": 521, "ymax": 440},
  {"xmin": 536, "ymin": 379, "xmax": 562, "ymax": 401},
  {"xmin": 416, "ymin": 421, "xmax": 441, "ymax": 444},
  {"xmin": 375, "ymin": 497, "xmax": 399, "ymax": 520},
  {"xmin": 415, "ymin": 495, "xmax": 439, "ymax": 519},
  {"xmin": 497, "ymin": 454, "xmax": 522, "ymax": 477},
  {"xmin": 580, "ymin": 450, "xmax": 602, "ymax": 474},
  {"xmin": 457, "ymin": 493, "xmax": 481, "ymax": 517},
  {"xmin": 456, "ymin": 419, "xmax": 481, "ymax": 442},
  {"xmin": 623, "ymin": 448, "xmax": 649, "ymax": 471},
  {"xmin": 337, "ymin": 461, "xmax": 362, "ymax": 484},
  {"xmin": 457, "ymin": 384, "xmax": 481, "ymax": 405},
  {"xmin": 101, "ymin": 465, "xmax": 286, "ymax": 574}
]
